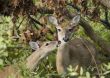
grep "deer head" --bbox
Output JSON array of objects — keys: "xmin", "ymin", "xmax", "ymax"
[
  {"xmin": 26, "ymin": 41, "xmax": 58, "ymax": 70},
  {"xmin": 48, "ymin": 14, "xmax": 80, "ymax": 44}
]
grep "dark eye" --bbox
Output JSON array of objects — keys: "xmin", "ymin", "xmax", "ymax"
[
  {"xmin": 57, "ymin": 29, "xmax": 61, "ymax": 32},
  {"xmin": 45, "ymin": 43, "xmax": 49, "ymax": 46},
  {"xmin": 68, "ymin": 28, "xmax": 73, "ymax": 32},
  {"xmin": 58, "ymin": 40, "xmax": 61, "ymax": 44}
]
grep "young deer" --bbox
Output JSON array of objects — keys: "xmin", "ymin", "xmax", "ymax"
[
  {"xmin": 49, "ymin": 15, "xmax": 98, "ymax": 74},
  {"xmin": 0, "ymin": 41, "xmax": 58, "ymax": 78}
]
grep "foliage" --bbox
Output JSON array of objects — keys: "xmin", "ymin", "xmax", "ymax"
[{"xmin": 0, "ymin": 0, "xmax": 110, "ymax": 78}]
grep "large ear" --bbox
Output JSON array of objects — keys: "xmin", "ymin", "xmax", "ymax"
[
  {"xmin": 48, "ymin": 16, "xmax": 58, "ymax": 26},
  {"xmin": 70, "ymin": 15, "xmax": 80, "ymax": 26},
  {"xmin": 29, "ymin": 41, "xmax": 39, "ymax": 50}
]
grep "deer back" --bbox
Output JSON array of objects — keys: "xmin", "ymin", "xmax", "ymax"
[{"xmin": 67, "ymin": 38, "xmax": 97, "ymax": 67}]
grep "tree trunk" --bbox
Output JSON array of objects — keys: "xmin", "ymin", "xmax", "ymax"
[
  {"xmin": 98, "ymin": 0, "xmax": 110, "ymax": 9},
  {"xmin": 80, "ymin": 18, "xmax": 110, "ymax": 55}
]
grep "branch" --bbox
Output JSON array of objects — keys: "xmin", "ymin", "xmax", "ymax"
[
  {"xmin": 37, "ymin": 7, "xmax": 54, "ymax": 14},
  {"xmin": 29, "ymin": 16, "xmax": 44, "ymax": 27},
  {"xmin": 99, "ymin": 0, "xmax": 110, "ymax": 9},
  {"xmin": 80, "ymin": 18, "xmax": 110, "ymax": 55}
]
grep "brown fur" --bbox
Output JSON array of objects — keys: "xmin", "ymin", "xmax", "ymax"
[
  {"xmin": 56, "ymin": 38, "xmax": 98, "ymax": 74},
  {"xmin": 0, "ymin": 66, "xmax": 22, "ymax": 78}
]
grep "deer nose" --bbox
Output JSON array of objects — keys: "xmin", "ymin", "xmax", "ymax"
[{"xmin": 63, "ymin": 37, "xmax": 69, "ymax": 42}]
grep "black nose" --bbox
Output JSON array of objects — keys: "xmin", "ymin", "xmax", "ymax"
[{"xmin": 63, "ymin": 37, "xmax": 69, "ymax": 42}]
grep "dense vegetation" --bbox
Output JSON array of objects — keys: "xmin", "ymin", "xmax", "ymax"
[{"xmin": 0, "ymin": 0, "xmax": 110, "ymax": 78}]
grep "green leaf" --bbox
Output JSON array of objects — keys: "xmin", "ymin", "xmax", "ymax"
[
  {"xmin": 103, "ymin": 71, "xmax": 110, "ymax": 75},
  {"xmin": 80, "ymin": 67, "xmax": 83, "ymax": 76},
  {"xmin": 69, "ymin": 72, "xmax": 78, "ymax": 76},
  {"xmin": 2, "ymin": 52, "xmax": 8, "ymax": 57},
  {"xmin": 86, "ymin": 72, "xmax": 90, "ymax": 78},
  {"xmin": 0, "ymin": 59, "xmax": 3, "ymax": 66},
  {"xmin": 75, "ymin": 65, "xmax": 79, "ymax": 71},
  {"xmin": 46, "ymin": 33, "xmax": 53, "ymax": 40},
  {"xmin": 100, "ymin": 76, "xmax": 105, "ymax": 78},
  {"xmin": 67, "ymin": 65, "xmax": 73, "ymax": 72}
]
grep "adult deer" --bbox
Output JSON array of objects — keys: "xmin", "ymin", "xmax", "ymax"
[{"xmin": 48, "ymin": 14, "xmax": 98, "ymax": 75}]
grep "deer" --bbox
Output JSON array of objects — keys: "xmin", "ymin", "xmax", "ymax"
[
  {"xmin": 0, "ymin": 41, "xmax": 58, "ymax": 78},
  {"xmin": 0, "ymin": 65, "xmax": 22, "ymax": 78},
  {"xmin": 0, "ymin": 14, "xmax": 98, "ymax": 77},
  {"xmin": 48, "ymin": 14, "xmax": 99, "ymax": 75}
]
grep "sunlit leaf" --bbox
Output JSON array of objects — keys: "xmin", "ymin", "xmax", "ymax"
[
  {"xmin": 69, "ymin": 72, "xmax": 78, "ymax": 76},
  {"xmin": 80, "ymin": 67, "xmax": 83, "ymax": 76},
  {"xmin": 100, "ymin": 76, "xmax": 105, "ymax": 78},
  {"xmin": 86, "ymin": 72, "xmax": 90, "ymax": 78},
  {"xmin": 0, "ymin": 59, "xmax": 3, "ymax": 66}
]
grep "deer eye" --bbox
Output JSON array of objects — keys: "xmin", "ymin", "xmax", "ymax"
[
  {"xmin": 68, "ymin": 28, "xmax": 73, "ymax": 32},
  {"xmin": 57, "ymin": 29, "xmax": 61, "ymax": 32},
  {"xmin": 58, "ymin": 40, "xmax": 61, "ymax": 44},
  {"xmin": 45, "ymin": 43, "xmax": 49, "ymax": 46}
]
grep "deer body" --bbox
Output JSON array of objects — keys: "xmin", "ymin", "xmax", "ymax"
[
  {"xmin": 48, "ymin": 15, "xmax": 98, "ymax": 74},
  {"xmin": 56, "ymin": 38, "xmax": 97, "ymax": 74}
]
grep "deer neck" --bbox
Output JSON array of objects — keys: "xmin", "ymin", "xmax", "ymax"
[{"xmin": 56, "ymin": 33, "xmax": 69, "ymax": 74}]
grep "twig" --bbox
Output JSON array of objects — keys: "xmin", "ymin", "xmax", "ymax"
[
  {"xmin": 80, "ymin": 38, "xmax": 101, "ymax": 78},
  {"xmin": 17, "ymin": 16, "xmax": 26, "ymax": 29},
  {"xmin": 29, "ymin": 15, "xmax": 44, "ymax": 27}
]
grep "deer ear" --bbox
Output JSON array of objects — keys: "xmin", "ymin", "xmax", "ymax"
[
  {"xmin": 48, "ymin": 16, "xmax": 58, "ymax": 26},
  {"xmin": 71, "ymin": 15, "xmax": 80, "ymax": 25}
]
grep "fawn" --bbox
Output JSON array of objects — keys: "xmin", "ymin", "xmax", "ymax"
[
  {"xmin": 48, "ymin": 14, "xmax": 98, "ymax": 74},
  {"xmin": 0, "ymin": 41, "xmax": 58, "ymax": 78}
]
